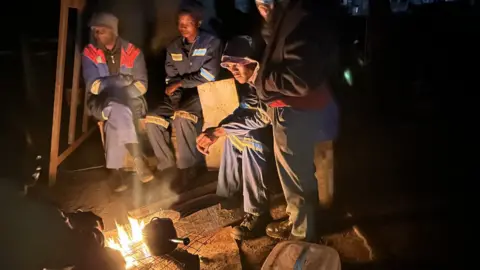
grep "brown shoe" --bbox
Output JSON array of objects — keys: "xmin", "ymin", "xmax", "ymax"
[
  {"xmin": 108, "ymin": 170, "xmax": 128, "ymax": 193},
  {"xmin": 231, "ymin": 213, "xmax": 272, "ymax": 240},
  {"xmin": 133, "ymin": 157, "xmax": 154, "ymax": 183},
  {"xmin": 266, "ymin": 219, "xmax": 293, "ymax": 240}
]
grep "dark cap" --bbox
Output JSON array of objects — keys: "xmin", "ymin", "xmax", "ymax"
[
  {"xmin": 223, "ymin": 36, "xmax": 255, "ymax": 59},
  {"xmin": 221, "ymin": 36, "xmax": 258, "ymax": 68},
  {"xmin": 89, "ymin": 13, "xmax": 119, "ymax": 36}
]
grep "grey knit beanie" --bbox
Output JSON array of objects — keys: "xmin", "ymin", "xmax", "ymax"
[{"xmin": 89, "ymin": 12, "xmax": 119, "ymax": 36}]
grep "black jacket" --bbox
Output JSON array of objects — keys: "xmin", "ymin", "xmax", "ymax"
[
  {"xmin": 165, "ymin": 32, "xmax": 223, "ymax": 89},
  {"xmin": 254, "ymin": 0, "xmax": 340, "ymax": 108}
]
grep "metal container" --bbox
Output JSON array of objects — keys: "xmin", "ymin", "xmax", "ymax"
[{"xmin": 142, "ymin": 217, "xmax": 190, "ymax": 256}]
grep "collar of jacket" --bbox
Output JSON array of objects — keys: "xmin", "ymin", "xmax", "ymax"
[
  {"xmin": 182, "ymin": 35, "xmax": 198, "ymax": 46},
  {"xmin": 173, "ymin": 31, "xmax": 210, "ymax": 49},
  {"xmin": 91, "ymin": 37, "xmax": 130, "ymax": 51}
]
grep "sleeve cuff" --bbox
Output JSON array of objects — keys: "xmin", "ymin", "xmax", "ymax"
[
  {"xmin": 91, "ymin": 79, "xmax": 101, "ymax": 94},
  {"xmin": 133, "ymin": 81, "xmax": 147, "ymax": 94},
  {"xmin": 248, "ymin": 61, "xmax": 260, "ymax": 86}
]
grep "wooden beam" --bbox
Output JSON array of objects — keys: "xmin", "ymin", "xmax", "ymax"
[
  {"xmin": 58, "ymin": 126, "xmax": 97, "ymax": 164},
  {"xmin": 49, "ymin": 0, "xmax": 69, "ymax": 186},
  {"xmin": 82, "ymin": 91, "xmax": 89, "ymax": 132},
  {"xmin": 68, "ymin": 13, "xmax": 83, "ymax": 144}
]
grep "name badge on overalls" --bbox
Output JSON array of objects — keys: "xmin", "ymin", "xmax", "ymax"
[
  {"xmin": 171, "ymin": 53, "xmax": 183, "ymax": 61},
  {"xmin": 192, "ymin": 48, "xmax": 207, "ymax": 56}
]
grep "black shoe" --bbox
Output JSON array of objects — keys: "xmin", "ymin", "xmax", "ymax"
[
  {"xmin": 231, "ymin": 213, "xmax": 272, "ymax": 240},
  {"xmin": 175, "ymin": 165, "xmax": 206, "ymax": 192},
  {"xmin": 155, "ymin": 166, "xmax": 179, "ymax": 181},
  {"xmin": 266, "ymin": 219, "xmax": 293, "ymax": 240},
  {"xmin": 133, "ymin": 157, "xmax": 154, "ymax": 183},
  {"xmin": 108, "ymin": 170, "xmax": 128, "ymax": 193},
  {"xmin": 183, "ymin": 164, "xmax": 206, "ymax": 181}
]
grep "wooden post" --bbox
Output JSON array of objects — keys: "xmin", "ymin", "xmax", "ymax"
[
  {"xmin": 82, "ymin": 89, "xmax": 89, "ymax": 132},
  {"xmin": 68, "ymin": 13, "xmax": 83, "ymax": 144},
  {"xmin": 315, "ymin": 141, "xmax": 334, "ymax": 208},
  {"xmin": 49, "ymin": 0, "xmax": 69, "ymax": 186}
]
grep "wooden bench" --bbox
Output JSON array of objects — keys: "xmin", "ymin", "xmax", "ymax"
[{"xmin": 315, "ymin": 140, "xmax": 334, "ymax": 208}]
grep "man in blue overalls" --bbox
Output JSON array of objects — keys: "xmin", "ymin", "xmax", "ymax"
[
  {"xmin": 197, "ymin": 36, "xmax": 273, "ymax": 240},
  {"xmin": 145, "ymin": 7, "xmax": 222, "ymax": 189},
  {"xmin": 197, "ymin": 0, "xmax": 341, "ymax": 242},
  {"xmin": 82, "ymin": 13, "xmax": 154, "ymax": 192}
]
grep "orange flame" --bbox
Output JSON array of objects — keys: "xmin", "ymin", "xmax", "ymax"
[{"xmin": 106, "ymin": 217, "xmax": 151, "ymax": 269}]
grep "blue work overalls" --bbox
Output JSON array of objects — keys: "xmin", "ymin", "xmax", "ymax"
[
  {"xmin": 82, "ymin": 39, "xmax": 148, "ymax": 169},
  {"xmin": 216, "ymin": 86, "xmax": 273, "ymax": 215},
  {"xmin": 222, "ymin": 92, "xmax": 340, "ymax": 240},
  {"xmin": 145, "ymin": 32, "xmax": 222, "ymax": 170}
]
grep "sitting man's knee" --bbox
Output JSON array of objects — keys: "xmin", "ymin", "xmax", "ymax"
[
  {"xmin": 110, "ymin": 101, "xmax": 130, "ymax": 112},
  {"xmin": 102, "ymin": 102, "xmax": 132, "ymax": 121},
  {"xmin": 145, "ymin": 114, "xmax": 170, "ymax": 130},
  {"xmin": 172, "ymin": 110, "xmax": 199, "ymax": 125}
]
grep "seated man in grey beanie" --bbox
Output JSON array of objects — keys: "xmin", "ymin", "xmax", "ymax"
[{"xmin": 82, "ymin": 13, "xmax": 154, "ymax": 192}]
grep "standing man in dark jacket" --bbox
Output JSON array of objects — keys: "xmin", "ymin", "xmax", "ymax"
[
  {"xmin": 145, "ymin": 7, "xmax": 222, "ymax": 189},
  {"xmin": 197, "ymin": 0, "xmax": 340, "ymax": 242},
  {"xmin": 82, "ymin": 13, "xmax": 154, "ymax": 192}
]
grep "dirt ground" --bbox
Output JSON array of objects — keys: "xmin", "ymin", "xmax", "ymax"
[
  {"xmin": 12, "ymin": 32, "xmax": 451, "ymax": 269},
  {"xmin": 24, "ymin": 99, "xmax": 449, "ymax": 269}
]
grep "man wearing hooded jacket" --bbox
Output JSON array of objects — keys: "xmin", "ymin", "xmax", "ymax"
[
  {"xmin": 198, "ymin": 35, "xmax": 273, "ymax": 241},
  {"xmin": 197, "ymin": 0, "xmax": 340, "ymax": 242}
]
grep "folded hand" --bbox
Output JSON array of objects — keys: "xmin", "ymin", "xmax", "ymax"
[{"xmin": 196, "ymin": 127, "xmax": 221, "ymax": 155}]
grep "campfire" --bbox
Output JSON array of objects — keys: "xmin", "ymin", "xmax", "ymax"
[
  {"xmin": 106, "ymin": 217, "xmax": 152, "ymax": 269},
  {"xmin": 105, "ymin": 216, "xmax": 191, "ymax": 269}
]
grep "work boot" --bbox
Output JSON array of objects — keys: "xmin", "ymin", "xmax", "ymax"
[
  {"xmin": 108, "ymin": 170, "xmax": 128, "ymax": 193},
  {"xmin": 133, "ymin": 157, "xmax": 154, "ymax": 183},
  {"xmin": 231, "ymin": 213, "xmax": 272, "ymax": 240},
  {"xmin": 175, "ymin": 165, "xmax": 206, "ymax": 193},
  {"xmin": 266, "ymin": 219, "xmax": 293, "ymax": 240},
  {"xmin": 155, "ymin": 166, "xmax": 179, "ymax": 181},
  {"xmin": 125, "ymin": 143, "xmax": 154, "ymax": 183}
]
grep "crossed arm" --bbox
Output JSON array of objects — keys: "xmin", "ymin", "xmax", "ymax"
[{"xmin": 82, "ymin": 48, "xmax": 148, "ymax": 97}]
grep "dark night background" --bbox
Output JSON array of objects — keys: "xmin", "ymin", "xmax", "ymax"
[{"xmin": 0, "ymin": 0, "xmax": 474, "ymax": 268}]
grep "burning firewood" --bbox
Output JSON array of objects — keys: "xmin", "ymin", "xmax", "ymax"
[{"xmin": 105, "ymin": 217, "xmax": 190, "ymax": 269}]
